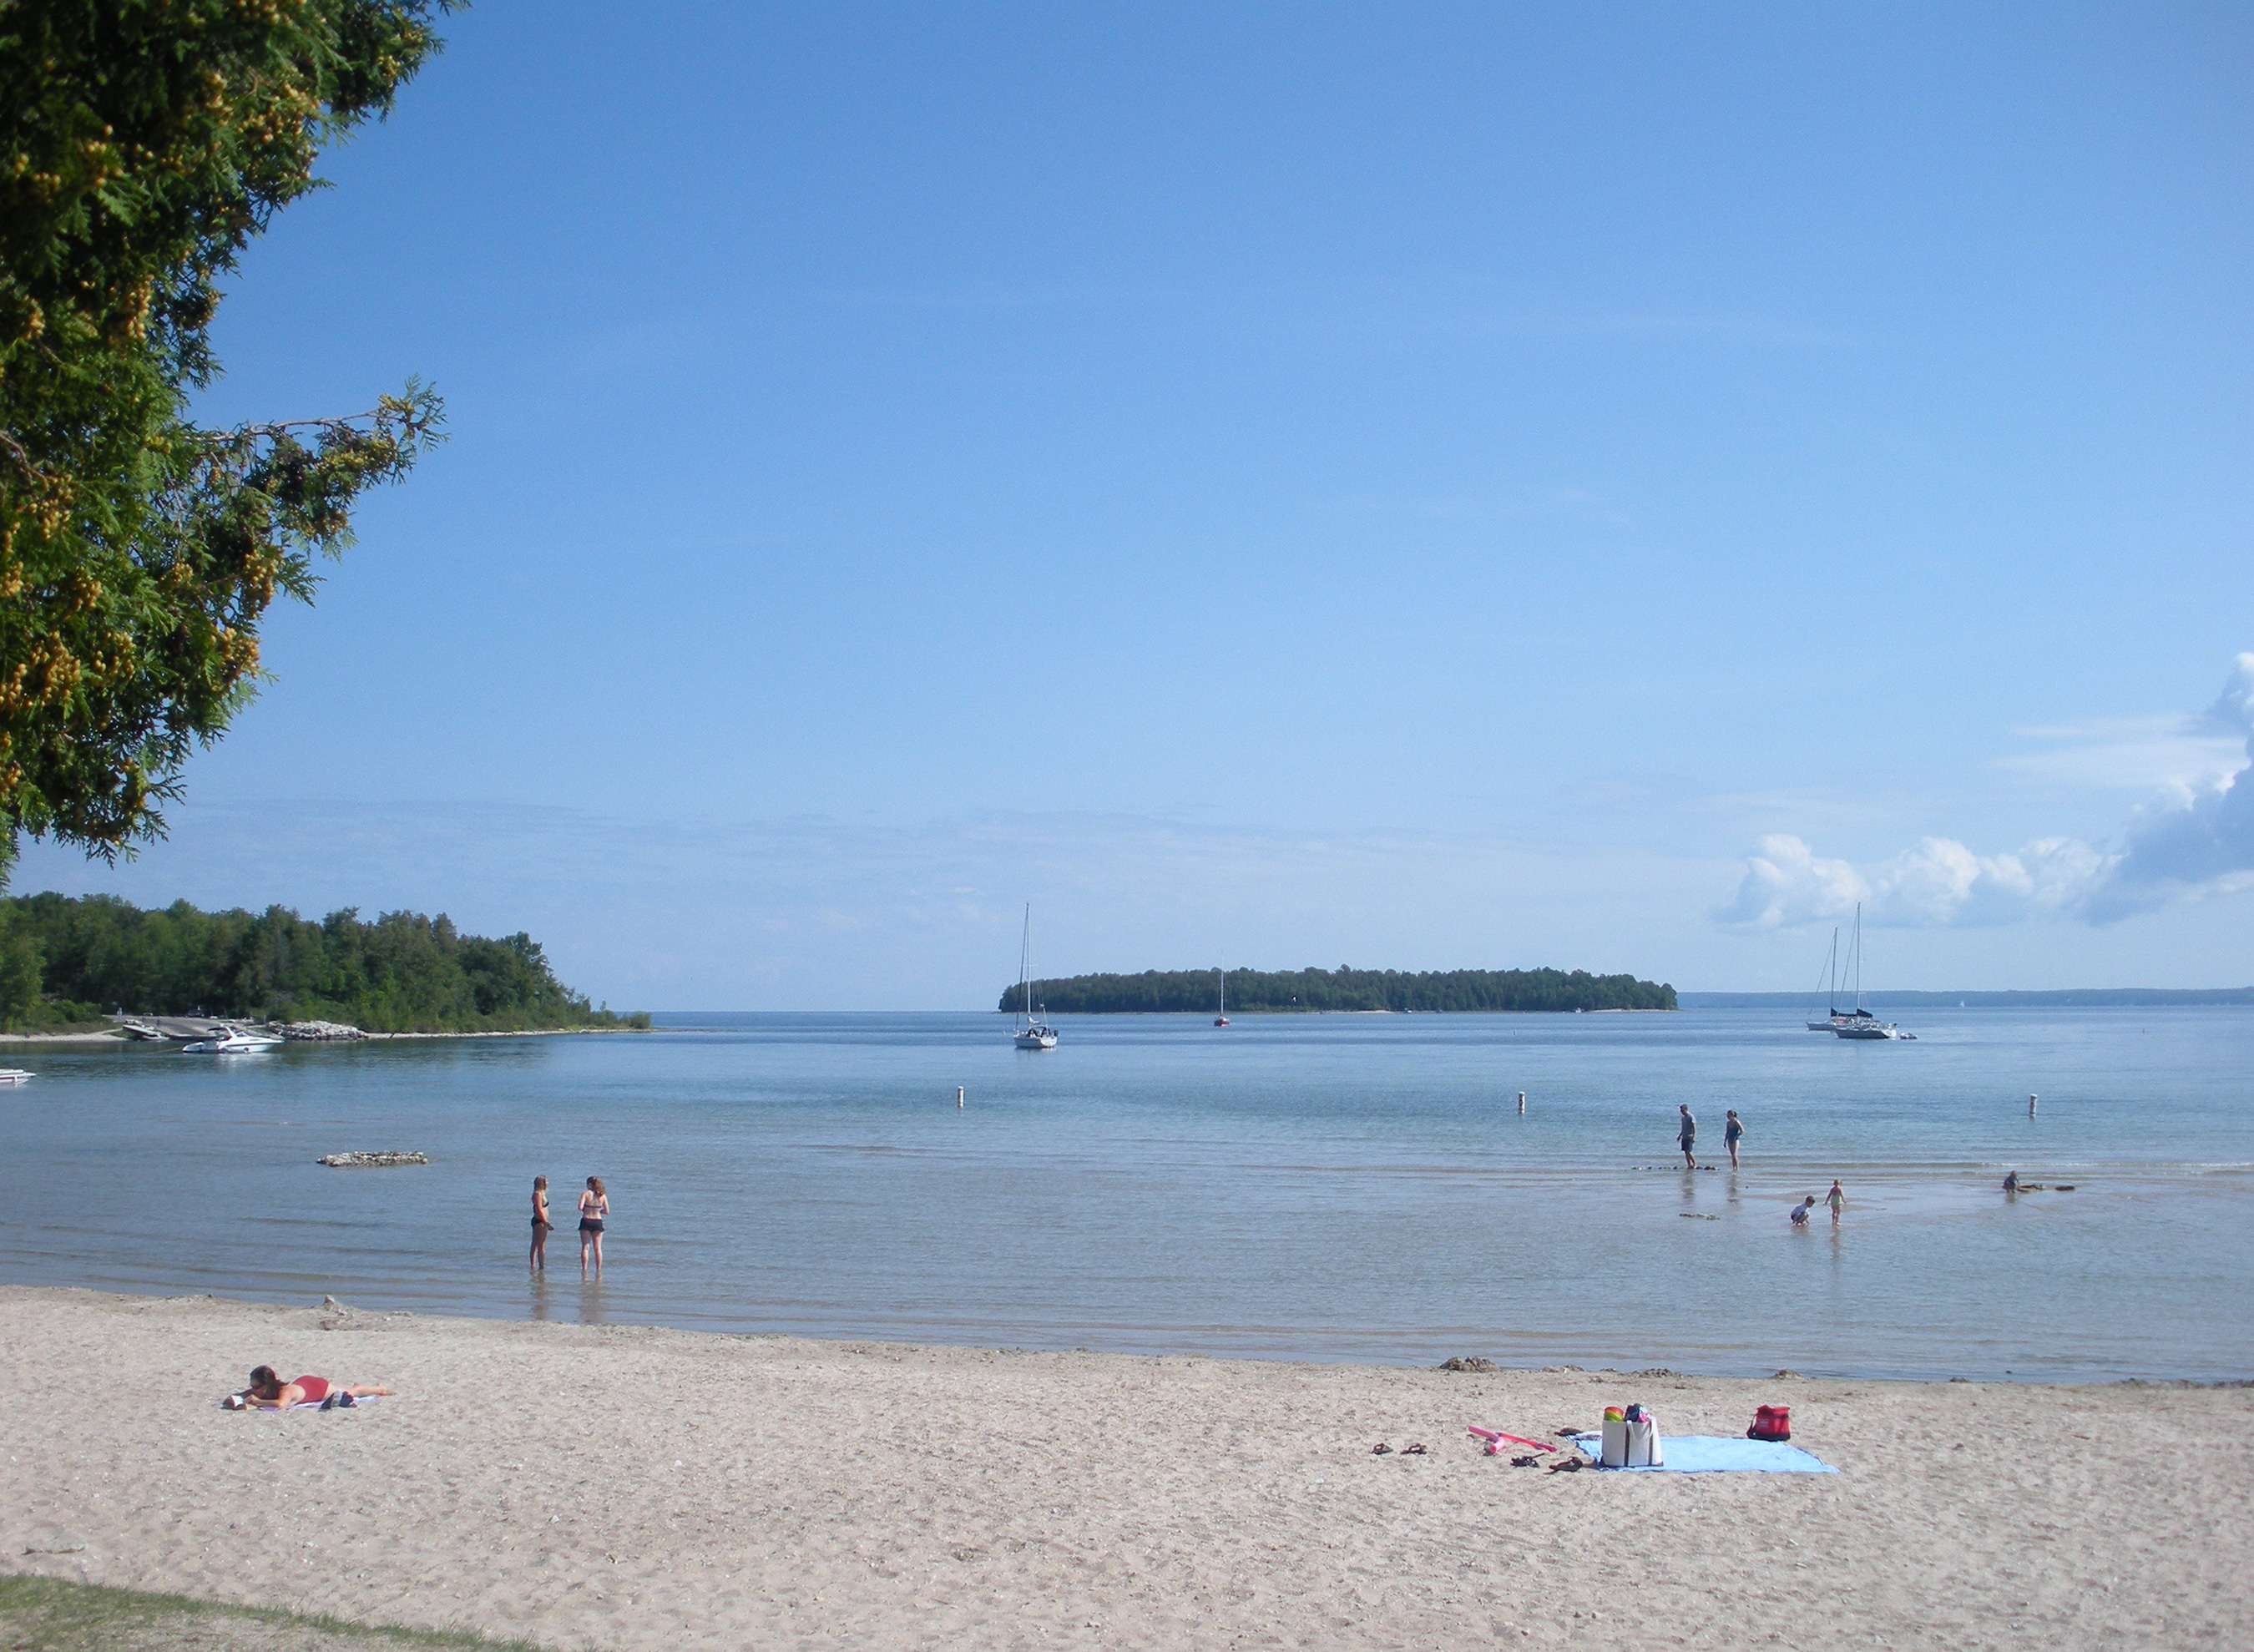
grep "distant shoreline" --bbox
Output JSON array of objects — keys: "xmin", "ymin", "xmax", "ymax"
[
  {"xmin": 983, "ymin": 1006, "xmax": 1676, "ymax": 1015},
  {"xmin": 0, "ymin": 1024, "xmax": 651, "ymax": 1046},
  {"xmin": 1681, "ymin": 988, "xmax": 2254, "ymax": 1008}
]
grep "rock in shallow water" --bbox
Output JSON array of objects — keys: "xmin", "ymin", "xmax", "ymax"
[{"xmin": 316, "ymin": 1151, "xmax": 429, "ymax": 1168}]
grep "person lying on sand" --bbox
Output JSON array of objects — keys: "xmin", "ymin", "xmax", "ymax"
[{"xmin": 225, "ymin": 1366, "xmax": 393, "ymax": 1410}]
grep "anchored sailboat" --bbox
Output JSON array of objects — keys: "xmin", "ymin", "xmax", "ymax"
[
  {"xmin": 1829, "ymin": 904, "xmax": 1914, "ymax": 1040},
  {"xmin": 1805, "ymin": 927, "xmax": 1847, "ymax": 1030},
  {"xmin": 1214, "ymin": 968, "xmax": 1230, "ymax": 1027},
  {"xmin": 1012, "ymin": 905, "xmax": 1058, "ymax": 1050}
]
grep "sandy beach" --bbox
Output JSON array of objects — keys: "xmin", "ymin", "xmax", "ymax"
[{"xmin": 0, "ymin": 1288, "xmax": 2246, "ymax": 1650}]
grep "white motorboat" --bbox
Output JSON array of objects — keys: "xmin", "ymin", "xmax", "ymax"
[
  {"xmin": 180, "ymin": 1028, "xmax": 284, "ymax": 1053},
  {"xmin": 1011, "ymin": 905, "xmax": 1059, "ymax": 1051},
  {"xmin": 0, "ymin": 1068, "xmax": 32, "ymax": 1084}
]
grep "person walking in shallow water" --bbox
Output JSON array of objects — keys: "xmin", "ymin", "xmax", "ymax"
[
  {"xmin": 529, "ymin": 1176, "xmax": 553, "ymax": 1272},
  {"xmin": 579, "ymin": 1176, "xmax": 609, "ymax": 1278},
  {"xmin": 1677, "ymin": 1104, "xmax": 1697, "ymax": 1169},
  {"xmin": 1724, "ymin": 1109, "xmax": 1745, "ymax": 1170},
  {"xmin": 1826, "ymin": 1179, "xmax": 1846, "ymax": 1225}
]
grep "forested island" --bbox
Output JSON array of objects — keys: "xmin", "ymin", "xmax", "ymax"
[
  {"xmin": 998, "ymin": 966, "xmax": 1675, "ymax": 1014},
  {"xmin": 0, "ymin": 893, "xmax": 647, "ymax": 1034}
]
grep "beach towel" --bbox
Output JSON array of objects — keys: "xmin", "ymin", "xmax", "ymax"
[
  {"xmin": 1568, "ymin": 1432, "xmax": 1835, "ymax": 1473},
  {"xmin": 219, "ymin": 1395, "xmax": 386, "ymax": 1412}
]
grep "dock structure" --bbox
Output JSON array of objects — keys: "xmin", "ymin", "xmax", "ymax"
[
  {"xmin": 111, "ymin": 1013, "xmax": 236, "ymax": 1042},
  {"xmin": 109, "ymin": 1013, "xmax": 366, "ymax": 1042}
]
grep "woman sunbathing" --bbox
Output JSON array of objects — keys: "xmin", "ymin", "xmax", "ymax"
[{"xmin": 225, "ymin": 1365, "xmax": 393, "ymax": 1410}]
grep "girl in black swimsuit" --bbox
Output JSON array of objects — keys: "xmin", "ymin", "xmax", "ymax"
[
  {"xmin": 530, "ymin": 1176, "xmax": 553, "ymax": 1272},
  {"xmin": 579, "ymin": 1175, "xmax": 609, "ymax": 1278}
]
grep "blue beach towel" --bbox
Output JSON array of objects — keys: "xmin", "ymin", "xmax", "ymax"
[
  {"xmin": 1569, "ymin": 1432, "xmax": 1837, "ymax": 1473},
  {"xmin": 218, "ymin": 1395, "xmax": 387, "ymax": 1412}
]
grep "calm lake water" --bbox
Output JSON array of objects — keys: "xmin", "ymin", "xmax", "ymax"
[{"xmin": 3, "ymin": 1008, "xmax": 2249, "ymax": 1381}]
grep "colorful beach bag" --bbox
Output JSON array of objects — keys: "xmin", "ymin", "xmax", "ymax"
[{"xmin": 1747, "ymin": 1404, "xmax": 1792, "ymax": 1442}]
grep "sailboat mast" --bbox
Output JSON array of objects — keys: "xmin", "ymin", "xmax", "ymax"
[
  {"xmin": 1852, "ymin": 902, "xmax": 1863, "ymax": 1012},
  {"xmin": 1022, "ymin": 904, "xmax": 1033, "ymax": 1021}
]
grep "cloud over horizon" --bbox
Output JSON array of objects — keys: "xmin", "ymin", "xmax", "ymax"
[{"xmin": 1722, "ymin": 654, "xmax": 2254, "ymax": 930}]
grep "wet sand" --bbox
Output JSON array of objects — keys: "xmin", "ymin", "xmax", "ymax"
[{"xmin": 2, "ymin": 1286, "xmax": 2247, "ymax": 1650}]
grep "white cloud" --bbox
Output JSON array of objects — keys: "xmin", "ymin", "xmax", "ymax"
[
  {"xmin": 1716, "ymin": 831, "xmax": 2111, "ymax": 929},
  {"xmin": 1721, "ymin": 654, "xmax": 2254, "ymax": 930},
  {"xmin": 2088, "ymin": 653, "xmax": 2254, "ymax": 918},
  {"xmin": 1997, "ymin": 714, "xmax": 2246, "ymax": 796}
]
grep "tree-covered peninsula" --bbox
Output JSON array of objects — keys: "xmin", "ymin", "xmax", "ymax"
[
  {"xmin": 0, "ymin": 892, "xmax": 647, "ymax": 1034},
  {"xmin": 998, "ymin": 966, "xmax": 1675, "ymax": 1014}
]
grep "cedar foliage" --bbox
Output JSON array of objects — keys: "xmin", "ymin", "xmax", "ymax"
[
  {"xmin": 0, "ymin": 890, "xmax": 645, "ymax": 1033},
  {"xmin": 0, "ymin": 1, "xmax": 454, "ymax": 866},
  {"xmin": 1000, "ymin": 966, "xmax": 1676, "ymax": 1014}
]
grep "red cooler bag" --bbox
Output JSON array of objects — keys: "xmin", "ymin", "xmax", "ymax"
[{"xmin": 1748, "ymin": 1404, "xmax": 1792, "ymax": 1442}]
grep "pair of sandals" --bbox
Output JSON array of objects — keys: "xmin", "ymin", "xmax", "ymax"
[
  {"xmin": 318, "ymin": 1391, "xmax": 358, "ymax": 1410},
  {"xmin": 1369, "ymin": 1442, "xmax": 1428, "ymax": 1456}
]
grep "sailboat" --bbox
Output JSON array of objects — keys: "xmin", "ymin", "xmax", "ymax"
[
  {"xmin": 1214, "ymin": 968, "xmax": 1230, "ymax": 1028},
  {"xmin": 1829, "ymin": 904, "xmax": 1913, "ymax": 1039},
  {"xmin": 1805, "ymin": 925, "xmax": 1880, "ymax": 1032},
  {"xmin": 1012, "ymin": 905, "xmax": 1059, "ymax": 1050},
  {"xmin": 1805, "ymin": 927, "xmax": 1847, "ymax": 1030}
]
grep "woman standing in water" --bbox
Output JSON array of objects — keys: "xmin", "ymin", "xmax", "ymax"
[
  {"xmin": 1724, "ymin": 1109, "xmax": 1745, "ymax": 1170},
  {"xmin": 529, "ymin": 1175, "xmax": 553, "ymax": 1272},
  {"xmin": 579, "ymin": 1175, "xmax": 610, "ymax": 1277}
]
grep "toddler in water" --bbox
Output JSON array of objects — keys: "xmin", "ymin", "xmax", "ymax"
[{"xmin": 1789, "ymin": 1195, "xmax": 1815, "ymax": 1226}]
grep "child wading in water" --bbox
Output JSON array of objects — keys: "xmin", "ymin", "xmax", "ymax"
[
  {"xmin": 579, "ymin": 1175, "xmax": 610, "ymax": 1278},
  {"xmin": 1826, "ymin": 1179, "xmax": 1846, "ymax": 1224},
  {"xmin": 530, "ymin": 1175, "xmax": 553, "ymax": 1271}
]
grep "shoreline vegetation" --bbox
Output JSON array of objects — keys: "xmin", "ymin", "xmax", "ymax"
[
  {"xmin": 0, "ymin": 1575, "xmax": 538, "ymax": 1652},
  {"xmin": 0, "ymin": 893, "xmax": 648, "ymax": 1036},
  {"xmin": 999, "ymin": 964, "xmax": 1676, "ymax": 1014}
]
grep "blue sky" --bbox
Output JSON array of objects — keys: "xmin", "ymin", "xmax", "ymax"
[{"xmin": 18, "ymin": 2, "xmax": 2254, "ymax": 1006}]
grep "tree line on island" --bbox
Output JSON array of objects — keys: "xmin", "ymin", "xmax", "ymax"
[
  {"xmin": 998, "ymin": 966, "xmax": 1676, "ymax": 1014},
  {"xmin": 0, "ymin": 892, "xmax": 646, "ymax": 1035}
]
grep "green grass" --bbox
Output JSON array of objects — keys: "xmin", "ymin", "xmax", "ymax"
[{"xmin": 0, "ymin": 1575, "xmax": 549, "ymax": 1652}]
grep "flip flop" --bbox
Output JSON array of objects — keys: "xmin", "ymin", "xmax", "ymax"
[
  {"xmin": 1371, "ymin": 1442, "xmax": 1393, "ymax": 1455},
  {"xmin": 1402, "ymin": 1443, "xmax": 1428, "ymax": 1455}
]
